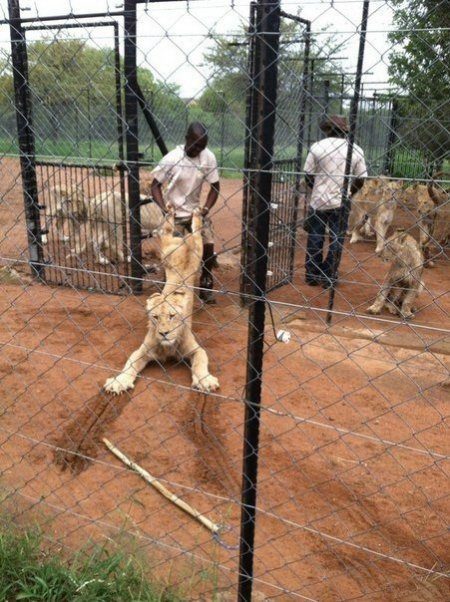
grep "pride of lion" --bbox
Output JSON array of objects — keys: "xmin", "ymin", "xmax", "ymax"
[
  {"xmin": 103, "ymin": 208, "xmax": 220, "ymax": 396},
  {"xmin": 347, "ymin": 172, "xmax": 448, "ymax": 318},
  {"xmin": 41, "ymin": 171, "xmax": 448, "ymax": 325}
]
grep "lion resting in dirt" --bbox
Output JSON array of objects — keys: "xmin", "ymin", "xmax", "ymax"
[
  {"xmin": 103, "ymin": 290, "xmax": 220, "ymax": 394},
  {"xmin": 62, "ymin": 189, "xmax": 164, "ymax": 265},
  {"xmin": 104, "ymin": 208, "xmax": 219, "ymax": 395},
  {"xmin": 349, "ymin": 177, "xmax": 404, "ymax": 254},
  {"xmin": 367, "ymin": 230, "xmax": 424, "ymax": 319},
  {"xmin": 403, "ymin": 176, "xmax": 450, "ymax": 267},
  {"xmin": 42, "ymin": 185, "xmax": 88, "ymax": 246}
]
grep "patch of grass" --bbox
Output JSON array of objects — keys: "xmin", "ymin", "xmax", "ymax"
[{"xmin": 0, "ymin": 526, "xmax": 182, "ymax": 601}]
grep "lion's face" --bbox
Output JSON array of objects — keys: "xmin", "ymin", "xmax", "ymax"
[
  {"xmin": 146, "ymin": 292, "xmax": 186, "ymax": 347},
  {"xmin": 53, "ymin": 185, "xmax": 87, "ymax": 219}
]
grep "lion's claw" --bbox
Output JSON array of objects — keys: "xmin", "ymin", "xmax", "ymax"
[
  {"xmin": 192, "ymin": 373, "xmax": 220, "ymax": 393},
  {"xmin": 103, "ymin": 374, "xmax": 135, "ymax": 395}
]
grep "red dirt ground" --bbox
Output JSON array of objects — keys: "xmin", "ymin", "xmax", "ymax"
[{"xmin": 0, "ymin": 157, "xmax": 449, "ymax": 600}]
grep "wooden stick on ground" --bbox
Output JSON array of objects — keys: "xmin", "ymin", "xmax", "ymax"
[{"xmin": 103, "ymin": 438, "xmax": 219, "ymax": 534}]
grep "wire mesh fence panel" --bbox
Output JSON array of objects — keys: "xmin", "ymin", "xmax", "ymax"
[
  {"xmin": 0, "ymin": 0, "xmax": 448, "ymax": 601},
  {"xmin": 36, "ymin": 161, "xmax": 130, "ymax": 293}
]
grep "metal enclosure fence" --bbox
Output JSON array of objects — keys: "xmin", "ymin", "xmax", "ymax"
[{"xmin": 0, "ymin": 0, "xmax": 448, "ymax": 601}]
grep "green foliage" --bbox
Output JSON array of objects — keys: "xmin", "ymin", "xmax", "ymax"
[
  {"xmin": 0, "ymin": 37, "xmax": 184, "ymax": 149},
  {"xmin": 0, "ymin": 525, "xmax": 181, "ymax": 601},
  {"xmin": 389, "ymin": 1, "xmax": 450, "ymax": 165},
  {"xmin": 198, "ymin": 15, "xmax": 344, "ymax": 118}
]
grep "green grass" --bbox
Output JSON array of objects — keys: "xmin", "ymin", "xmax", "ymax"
[
  {"xmin": 0, "ymin": 526, "xmax": 182, "ymax": 601},
  {"xmin": 1, "ymin": 136, "xmax": 444, "ymax": 181}
]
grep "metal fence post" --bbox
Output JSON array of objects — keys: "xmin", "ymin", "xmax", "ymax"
[
  {"xmin": 124, "ymin": 0, "xmax": 143, "ymax": 293},
  {"xmin": 8, "ymin": 0, "xmax": 44, "ymax": 280},
  {"xmin": 326, "ymin": 0, "xmax": 371, "ymax": 324},
  {"xmin": 383, "ymin": 97, "xmax": 399, "ymax": 175},
  {"xmin": 240, "ymin": 1, "xmax": 259, "ymax": 305},
  {"xmin": 237, "ymin": 1, "xmax": 281, "ymax": 600}
]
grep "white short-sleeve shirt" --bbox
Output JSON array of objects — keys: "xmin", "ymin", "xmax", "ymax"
[
  {"xmin": 151, "ymin": 145, "xmax": 219, "ymax": 218},
  {"xmin": 303, "ymin": 137, "xmax": 367, "ymax": 211}
]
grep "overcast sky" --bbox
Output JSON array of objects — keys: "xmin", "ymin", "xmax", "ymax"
[{"xmin": 0, "ymin": 0, "xmax": 396, "ymax": 97}]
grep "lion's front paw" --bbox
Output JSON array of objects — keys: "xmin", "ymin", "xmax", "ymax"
[
  {"xmin": 192, "ymin": 373, "xmax": 220, "ymax": 393},
  {"xmin": 104, "ymin": 374, "xmax": 135, "ymax": 395},
  {"xmin": 366, "ymin": 304, "xmax": 380, "ymax": 315},
  {"xmin": 387, "ymin": 303, "xmax": 398, "ymax": 315}
]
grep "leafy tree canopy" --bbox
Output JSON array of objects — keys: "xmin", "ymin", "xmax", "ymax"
[{"xmin": 389, "ymin": 0, "xmax": 450, "ymax": 163}]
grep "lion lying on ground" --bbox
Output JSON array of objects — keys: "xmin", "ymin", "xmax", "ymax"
[
  {"xmin": 367, "ymin": 230, "xmax": 424, "ymax": 319},
  {"xmin": 41, "ymin": 185, "xmax": 88, "ymax": 246},
  {"xmin": 349, "ymin": 177, "xmax": 404, "ymax": 254},
  {"xmin": 59, "ymin": 190, "xmax": 164, "ymax": 265},
  {"xmin": 103, "ymin": 209, "xmax": 219, "ymax": 395},
  {"xmin": 403, "ymin": 175, "xmax": 450, "ymax": 267}
]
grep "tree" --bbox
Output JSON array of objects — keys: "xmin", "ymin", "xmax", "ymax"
[
  {"xmin": 389, "ymin": 0, "xmax": 450, "ymax": 168},
  {"xmin": 198, "ymin": 16, "xmax": 345, "ymax": 118},
  {"xmin": 0, "ymin": 36, "xmax": 183, "ymax": 150}
]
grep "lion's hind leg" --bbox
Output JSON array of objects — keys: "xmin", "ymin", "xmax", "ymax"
[{"xmin": 367, "ymin": 280, "xmax": 392, "ymax": 315}]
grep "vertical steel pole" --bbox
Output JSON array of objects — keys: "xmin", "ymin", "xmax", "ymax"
[
  {"xmin": 238, "ymin": 1, "xmax": 281, "ymax": 600},
  {"xmin": 87, "ymin": 87, "xmax": 92, "ymax": 158},
  {"xmin": 8, "ymin": 0, "xmax": 44, "ymax": 280},
  {"xmin": 124, "ymin": 0, "xmax": 143, "ymax": 292},
  {"xmin": 323, "ymin": 79, "xmax": 330, "ymax": 115},
  {"xmin": 295, "ymin": 22, "xmax": 310, "ymax": 173},
  {"xmin": 240, "ymin": 1, "xmax": 259, "ymax": 305},
  {"xmin": 383, "ymin": 97, "xmax": 399, "ymax": 175},
  {"xmin": 326, "ymin": 0, "xmax": 371, "ymax": 324},
  {"xmin": 340, "ymin": 73, "xmax": 345, "ymax": 113},
  {"xmin": 113, "ymin": 22, "xmax": 129, "ymax": 276}
]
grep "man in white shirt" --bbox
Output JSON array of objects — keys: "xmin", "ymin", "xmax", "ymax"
[
  {"xmin": 151, "ymin": 122, "xmax": 220, "ymax": 303},
  {"xmin": 303, "ymin": 115, "xmax": 367, "ymax": 287}
]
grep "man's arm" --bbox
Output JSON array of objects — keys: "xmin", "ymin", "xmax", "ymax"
[
  {"xmin": 305, "ymin": 174, "xmax": 315, "ymax": 189},
  {"xmin": 350, "ymin": 177, "xmax": 365, "ymax": 196},
  {"xmin": 203, "ymin": 181, "xmax": 220, "ymax": 214},
  {"xmin": 351, "ymin": 150, "xmax": 367, "ymax": 196},
  {"xmin": 303, "ymin": 149, "xmax": 316, "ymax": 190},
  {"xmin": 151, "ymin": 178, "xmax": 167, "ymax": 213}
]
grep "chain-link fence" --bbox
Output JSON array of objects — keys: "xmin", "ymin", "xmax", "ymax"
[{"xmin": 0, "ymin": 0, "xmax": 448, "ymax": 600}]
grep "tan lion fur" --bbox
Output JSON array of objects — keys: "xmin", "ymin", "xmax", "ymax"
[
  {"xmin": 104, "ymin": 209, "xmax": 220, "ymax": 395},
  {"xmin": 62, "ymin": 189, "xmax": 164, "ymax": 265},
  {"xmin": 349, "ymin": 177, "xmax": 404, "ymax": 254},
  {"xmin": 42, "ymin": 185, "xmax": 88, "ymax": 246},
  {"xmin": 403, "ymin": 177, "xmax": 450, "ymax": 267},
  {"xmin": 367, "ymin": 230, "xmax": 424, "ymax": 319}
]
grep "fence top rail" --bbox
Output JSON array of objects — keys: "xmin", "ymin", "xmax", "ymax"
[
  {"xmin": 24, "ymin": 20, "xmax": 119, "ymax": 32},
  {"xmin": 0, "ymin": 10, "xmax": 125, "ymax": 26}
]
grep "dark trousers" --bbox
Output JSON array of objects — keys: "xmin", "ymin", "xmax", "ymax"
[{"xmin": 305, "ymin": 207, "xmax": 344, "ymax": 283}]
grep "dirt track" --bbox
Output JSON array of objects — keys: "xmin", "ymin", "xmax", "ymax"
[{"xmin": 0, "ymin": 158, "xmax": 449, "ymax": 600}]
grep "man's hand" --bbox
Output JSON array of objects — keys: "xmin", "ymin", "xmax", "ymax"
[{"xmin": 203, "ymin": 181, "xmax": 220, "ymax": 214}]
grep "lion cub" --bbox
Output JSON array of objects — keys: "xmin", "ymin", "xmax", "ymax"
[
  {"xmin": 349, "ymin": 177, "xmax": 404, "ymax": 254},
  {"xmin": 403, "ymin": 178, "xmax": 449, "ymax": 267},
  {"xmin": 103, "ymin": 208, "xmax": 220, "ymax": 395},
  {"xmin": 367, "ymin": 230, "xmax": 424, "ymax": 319}
]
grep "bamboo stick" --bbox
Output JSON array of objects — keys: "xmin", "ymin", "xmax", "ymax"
[{"xmin": 103, "ymin": 437, "xmax": 219, "ymax": 534}]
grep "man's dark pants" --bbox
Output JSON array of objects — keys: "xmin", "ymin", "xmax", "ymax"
[{"xmin": 305, "ymin": 207, "xmax": 344, "ymax": 284}]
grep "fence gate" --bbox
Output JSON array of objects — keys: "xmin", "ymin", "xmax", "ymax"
[
  {"xmin": 240, "ymin": 6, "xmax": 310, "ymax": 300},
  {"xmin": 9, "ymin": 6, "xmax": 135, "ymax": 294}
]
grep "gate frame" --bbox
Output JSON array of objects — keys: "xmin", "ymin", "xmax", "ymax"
[
  {"xmin": 7, "ymin": 0, "xmax": 172, "ymax": 294},
  {"xmin": 240, "ymin": 8, "xmax": 311, "ymax": 302}
]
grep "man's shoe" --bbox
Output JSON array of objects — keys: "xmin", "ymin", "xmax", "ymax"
[{"xmin": 305, "ymin": 278, "xmax": 321, "ymax": 286}]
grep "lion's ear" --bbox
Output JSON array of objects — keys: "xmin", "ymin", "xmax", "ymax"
[{"xmin": 146, "ymin": 292, "xmax": 161, "ymax": 312}]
